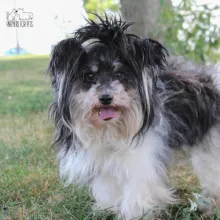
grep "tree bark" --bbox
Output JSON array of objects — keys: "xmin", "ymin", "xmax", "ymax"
[{"xmin": 120, "ymin": 0, "xmax": 171, "ymax": 41}]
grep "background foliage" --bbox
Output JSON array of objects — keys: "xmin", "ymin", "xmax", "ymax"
[
  {"xmin": 83, "ymin": 0, "xmax": 220, "ymax": 63},
  {"xmin": 158, "ymin": 0, "xmax": 220, "ymax": 63},
  {"xmin": 83, "ymin": 0, "xmax": 119, "ymax": 20}
]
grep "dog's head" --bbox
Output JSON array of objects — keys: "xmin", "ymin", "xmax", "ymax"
[{"xmin": 49, "ymin": 15, "xmax": 168, "ymax": 150}]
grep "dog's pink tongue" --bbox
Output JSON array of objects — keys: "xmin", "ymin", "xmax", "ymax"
[{"xmin": 99, "ymin": 107, "xmax": 118, "ymax": 120}]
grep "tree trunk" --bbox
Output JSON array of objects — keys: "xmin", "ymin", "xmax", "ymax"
[{"xmin": 120, "ymin": 0, "xmax": 171, "ymax": 41}]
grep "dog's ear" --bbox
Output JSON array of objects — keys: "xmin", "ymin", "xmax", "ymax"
[
  {"xmin": 48, "ymin": 38, "xmax": 84, "ymax": 146},
  {"xmin": 143, "ymin": 38, "xmax": 168, "ymax": 69},
  {"xmin": 48, "ymin": 38, "xmax": 84, "ymax": 91},
  {"xmin": 132, "ymin": 38, "xmax": 168, "ymax": 70}
]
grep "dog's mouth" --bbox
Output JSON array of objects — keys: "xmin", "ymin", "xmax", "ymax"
[{"xmin": 98, "ymin": 106, "xmax": 119, "ymax": 121}]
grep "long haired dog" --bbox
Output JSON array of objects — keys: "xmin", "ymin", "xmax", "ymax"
[{"xmin": 48, "ymin": 15, "xmax": 220, "ymax": 219}]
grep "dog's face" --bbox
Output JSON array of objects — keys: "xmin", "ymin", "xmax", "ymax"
[
  {"xmin": 71, "ymin": 43, "xmax": 139, "ymax": 127},
  {"xmin": 49, "ymin": 15, "xmax": 167, "ymax": 149}
]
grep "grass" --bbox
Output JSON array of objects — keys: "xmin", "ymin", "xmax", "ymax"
[{"xmin": 0, "ymin": 55, "xmax": 218, "ymax": 220}]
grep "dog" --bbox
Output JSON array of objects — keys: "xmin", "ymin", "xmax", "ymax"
[{"xmin": 48, "ymin": 15, "xmax": 220, "ymax": 219}]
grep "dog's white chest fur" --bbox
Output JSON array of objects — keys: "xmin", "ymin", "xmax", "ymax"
[{"xmin": 58, "ymin": 128, "xmax": 174, "ymax": 219}]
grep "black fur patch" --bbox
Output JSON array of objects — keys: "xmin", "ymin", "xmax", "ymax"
[{"xmin": 159, "ymin": 70, "xmax": 220, "ymax": 147}]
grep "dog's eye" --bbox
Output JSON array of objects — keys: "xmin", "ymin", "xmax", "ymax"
[
  {"xmin": 86, "ymin": 72, "xmax": 95, "ymax": 81},
  {"xmin": 115, "ymin": 72, "xmax": 124, "ymax": 80}
]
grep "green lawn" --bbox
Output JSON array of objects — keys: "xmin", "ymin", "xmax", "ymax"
[
  {"xmin": 0, "ymin": 56, "xmax": 95, "ymax": 220},
  {"xmin": 0, "ymin": 55, "xmax": 218, "ymax": 220}
]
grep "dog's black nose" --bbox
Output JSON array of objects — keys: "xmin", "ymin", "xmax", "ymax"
[{"xmin": 99, "ymin": 94, "xmax": 113, "ymax": 105}]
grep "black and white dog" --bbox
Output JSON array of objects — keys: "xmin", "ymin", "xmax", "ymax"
[{"xmin": 48, "ymin": 15, "xmax": 220, "ymax": 219}]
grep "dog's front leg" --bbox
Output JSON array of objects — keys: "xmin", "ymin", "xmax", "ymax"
[
  {"xmin": 91, "ymin": 173, "xmax": 123, "ymax": 213},
  {"xmin": 119, "ymin": 178, "xmax": 175, "ymax": 219},
  {"xmin": 119, "ymin": 134, "xmax": 175, "ymax": 219}
]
